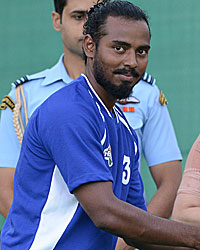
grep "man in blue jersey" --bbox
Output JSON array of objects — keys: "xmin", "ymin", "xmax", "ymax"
[
  {"xmin": 2, "ymin": 1, "xmax": 200, "ymax": 250},
  {"xmin": 0, "ymin": 0, "xmax": 103, "ymax": 219},
  {"xmin": 0, "ymin": 0, "xmax": 181, "ymax": 230}
]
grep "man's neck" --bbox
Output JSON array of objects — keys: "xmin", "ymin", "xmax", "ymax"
[
  {"xmin": 85, "ymin": 67, "xmax": 116, "ymax": 113},
  {"xmin": 63, "ymin": 51, "xmax": 85, "ymax": 80}
]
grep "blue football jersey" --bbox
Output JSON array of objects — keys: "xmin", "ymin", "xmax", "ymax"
[{"xmin": 2, "ymin": 75, "xmax": 146, "ymax": 250}]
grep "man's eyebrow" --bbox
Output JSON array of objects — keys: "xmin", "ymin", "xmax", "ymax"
[
  {"xmin": 112, "ymin": 41, "xmax": 150, "ymax": 50},
  {"xmin": 112, "ymin": 41, "xmax": 131, "ymax": 47},
  {"xmin": 71, "ymin": 10, "xmax": 87, "ymax": 15},
  {"xmin": 138, "ymin": 45, "xmax": 151, "ymax": 50}
]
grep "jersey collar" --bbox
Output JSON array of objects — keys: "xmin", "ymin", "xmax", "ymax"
[{"xmin": 82, "ymin": 74, "xmax": 113, "ymax": 119}]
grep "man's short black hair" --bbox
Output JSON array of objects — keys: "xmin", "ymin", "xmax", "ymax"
[
  {"xmin": 83, "ymin": 0, "xmax": 151, "ymax": 50},
  {"xmin": 54, "ymin": 0, "xmax": 67, "ymax": 16}
]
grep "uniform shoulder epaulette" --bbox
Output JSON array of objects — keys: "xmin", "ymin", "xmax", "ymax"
[
  {"xmin": 0, "ymin": 75, "xmax": 29, "ymax": 111},
  {"xmin": 13, "ymin": 75, "xmax": 29, "ymax": 87},
  {"xmin": 160, "ymin": 90, "xmax": 168, "ymax": 106},
  {"xmin": 0, "ymin": 95, "xmax": 15, "ymax": 111},
  {"xmin": 142, "ymin": 72, "xmax": 156, "ymax": 85}
]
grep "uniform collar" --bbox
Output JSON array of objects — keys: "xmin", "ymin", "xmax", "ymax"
[{"xmin": 41, "ymin": 54, "xmax": 73, "ymax": 86}]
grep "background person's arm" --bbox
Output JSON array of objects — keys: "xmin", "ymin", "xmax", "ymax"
[
  {"xmin": 0, "ymin": 168, "xmax": 15, "ymax": 218},
  {"xmin": 147, "ymin": 160, "xmax": 182, "ymax": 218},
  {"xmin": 172, "ymin": 193, "xmax": 200, "ymax": 226},
  {"xmin": 0, "ymin": 92, "xmax": 22, "ymax": 218},
  {"xmin": 172, "ymin": 135, "xmax": 200, "ymax": 226}
]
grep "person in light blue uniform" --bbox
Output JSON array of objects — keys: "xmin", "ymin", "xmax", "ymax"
[
  {"xmin": 117, "ymin": 74, "xmax": 182, "ymax": 169},
  {"xmin": 0, "ymin": 54, "xmax": 71, "ymax": 169}
]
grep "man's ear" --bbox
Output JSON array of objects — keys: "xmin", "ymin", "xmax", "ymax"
[
  {"xmin": 52, "ymin": 11, "xmax": 61, "ymax": 32},
  {"xmin": 83, "ymin": 35, "xmax": 96, "ymax": 59}
]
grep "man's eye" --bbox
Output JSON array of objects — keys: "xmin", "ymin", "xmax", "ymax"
[
  {"xmin": 114, "ymin": 46, "xmax": 125, "ymax": 53},
  {"xmin": 74, "ymin": 15, "xmax": 84, "ymax": 20},
  {"xmin": 137, "ymin": 49, "xmax": 147, "ymax": 55}
]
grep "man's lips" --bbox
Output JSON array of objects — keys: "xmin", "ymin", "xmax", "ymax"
[
  {"xmin": 118, "ymin": 74, "xmax": 135, "ymax": 82},
  {"xmin": 113, "ymin": 68, "xmax": 140, "ymax": 79}
]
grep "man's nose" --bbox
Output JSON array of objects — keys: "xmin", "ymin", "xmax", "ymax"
[{"xmin": 124, "ymin": 50, "xmax": 138, "ymax": 68}]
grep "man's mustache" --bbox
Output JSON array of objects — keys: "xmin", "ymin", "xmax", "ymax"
[{"xmin": 113, "ymin": 68, "xmax": 140, "ymax": 78}]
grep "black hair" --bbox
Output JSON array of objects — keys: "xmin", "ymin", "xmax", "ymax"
[
  {"xmin": 54, "ymin": 0, "xmax": 67, "ymax": 16},
  {"xmin": 83, "ymin": 0, "xmax": 151, "ymax": 50}
]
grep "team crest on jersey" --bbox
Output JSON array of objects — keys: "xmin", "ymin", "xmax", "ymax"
[{"xmin": 104, "ymin": 145, "xmax": 113, "ymax": 167}]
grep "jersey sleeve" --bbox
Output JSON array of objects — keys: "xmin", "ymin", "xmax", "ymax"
[
  {"xmin": 0, "ymin": 87, "xmax": 21, "ymax": 168},
  {"xmin": 142, "ymin": 85, "xmax": 182, "ymax": 167},
  {"xmin": 38, "ymin": 101, "xmax": 113, "ymax": 193}
]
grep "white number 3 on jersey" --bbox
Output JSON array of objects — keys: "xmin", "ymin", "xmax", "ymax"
[{"xmin": 122, "ymin": 155, "xmax": 131, "ymax": 185}]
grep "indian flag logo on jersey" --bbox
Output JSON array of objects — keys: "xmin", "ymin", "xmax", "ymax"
[{"xmin": 104, "ymin": 145, "xmax": 113, "ymax": 167}]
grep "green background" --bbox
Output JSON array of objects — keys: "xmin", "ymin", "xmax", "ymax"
[{"xmin": 0, "ymin": 0, "xmax": 200, "ymax": 230}]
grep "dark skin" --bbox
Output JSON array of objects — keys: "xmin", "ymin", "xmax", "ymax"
[
  {"xmin": 85, "ymin": 17, "xmax": 150, "ymax": 112},
  {"xmin": 73, "ymin": 16, "xmax": 200, "ymax": 250},
  {"xmin": 74, "ymin": 181, "xmax": 198, "ymax": 250}
]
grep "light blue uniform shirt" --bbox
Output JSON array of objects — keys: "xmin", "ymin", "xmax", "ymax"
[
  {"xmin": 117, "ymin": 75, "xmax": 182, "ymax": 168},
  {"xmin": 0, "ymin": 54, "xmax": 72, "ymax": 168}
]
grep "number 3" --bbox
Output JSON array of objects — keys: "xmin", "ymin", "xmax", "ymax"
[{"xmin": 122, "ymin": 155, "xmax": 130, "ymax": 185}]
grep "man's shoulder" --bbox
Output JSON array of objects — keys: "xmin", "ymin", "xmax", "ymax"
[
  {"xmin": 0, "ymin": 69, "xmax": 50, "ymax": 111},
  {"xmin": 11, "ymin": 69, "xmax": 49, "ymax": 88},
  {"xmin": 11, "ymin": 55, "xmax": 65, "ymax": 89},
  {"xmin": 136, "ymin": 73, "xmax": 168, "ymax": 106},
  {"xmin": 141, "ymin": 72, "xmax": 156, "ymax": 86},
  {"xmin": 133, "ymin": 72, "xmax": 160, "ymax": 98},
  {"xmin": 38, "ymin": 76, "xmax": 88, "ymax": 111},
  {"xmin": 137, "ymin": 72, "xmax": 159, "ymax": 93}
]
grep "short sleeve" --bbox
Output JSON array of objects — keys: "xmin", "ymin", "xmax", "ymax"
[
  {"xmin": 0, "ymin": 88, "xmax": 21, "ymax": 168},
  {"xmin": 142, "ymin": 86, "xmax": 182, "ymax": 166},
  {"xmin": 39, "ymin": 102, "xmax": 113, "ymax": 193}
]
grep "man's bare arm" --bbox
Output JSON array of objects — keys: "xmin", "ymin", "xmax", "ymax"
[
  {"xmin": 172, "ymin": 193, "xmax": 200, "ymax": 226},
  {"xmin": 115, "ymin": 239, "xmax": 194, "ymax": 250},
  {"xmin": 148, "ymin": 160, "xmax": 182, "ymax": 218},
  {"xmin": 0, "ymin": 167, "xmax": 15, "ymax": 218},
  {"xmin": 74, "ymin": 181, "xmax": 200, "ymax": 249},
  {"xmin": 115, "ymin": 160, "xmax": 182, "ymax": 250}
]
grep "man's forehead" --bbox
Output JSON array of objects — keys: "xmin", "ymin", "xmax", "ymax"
[
  {"xmin": 105, "ymin": 16, "xmax": 146, "ymax": 29},
  {"xmin": 104, "ymin": 16, "xmax": 150, "ymax": 37},
  {"xmin": 98, "ymin": 16, "xmax": 150, "ymax": 49},
  {"xmin": 66, "ymin": 0, "xmax": 98, "ymax": 13}
]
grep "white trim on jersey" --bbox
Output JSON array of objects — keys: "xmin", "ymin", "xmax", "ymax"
[
  {"xmin": 134, "ymin": 141, "xmax": 138, "ymax": 156},
  {"xmin": 96, "ymin": 102, "xmax": 105, "ymax": 122},
  {"xmin": 82, "ymin": 74, "xmax": 112, "ymax": 118},
  {"xmin": 101, "ymin": 128, "xmax": 107, "ymax": 146},
  {"xmin": 88, "ymin": 90, "xmax": 93, "ymax": 99},
  {"xmin": 29, "ymin": 166, "xmax": 78, "ymax": 250},
  {"xmin": 118, "ymin": 115, "xmax": 132, "ymax": 136},
  {"xmin": 113, "ymin": 106, "xmax": 119, "ymax": 123}
]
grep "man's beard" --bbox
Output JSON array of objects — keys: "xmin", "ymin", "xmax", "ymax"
[{"xmin": 93, "ymin": 53, "xmax": 140, "ymax": 100}]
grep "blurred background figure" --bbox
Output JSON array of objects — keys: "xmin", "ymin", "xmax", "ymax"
[{"xmin": 172, "ymin": 134, "xmax": 200, "ymax": 226}]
